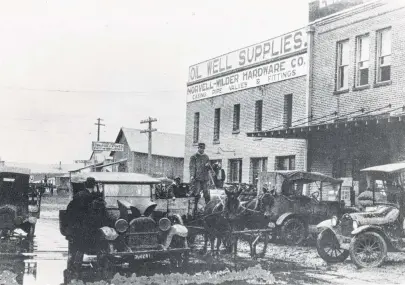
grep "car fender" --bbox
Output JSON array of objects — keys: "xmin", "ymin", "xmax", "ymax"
[
  {"xmin": 351, "ymin": 225, "xmax": 385, "ymax": 236},
  {"xmin": 276, "ymin": 212, "xmax": 296, "ymax": 226},
  {"xmin": 99, "ymin": 226, "xmax": 119, "ymax": 241},
  {"xmin": 316, "ymin": 219, "xmax": 333, "ymax": 230}
]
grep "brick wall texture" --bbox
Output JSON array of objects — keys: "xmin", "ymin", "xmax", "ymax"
[
  {"xmin": 309, "ymin": 1, "xmax": 405, "ymax": 182},
  {"xmin": 311, "ymin": 2, "xmax": 405, "ymax": 118},
  {"xmin": 184, "ymin": 77, "xmax": 307, "ymax": 183}
]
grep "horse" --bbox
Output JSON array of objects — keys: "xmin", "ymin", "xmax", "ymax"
[
  {"xmin": 201, "ymin": 185, "xmax": 243, "ymax": 256},
  {"xmin": 232, "ymin": 190, "xmax": 275, "ymax": 258}
]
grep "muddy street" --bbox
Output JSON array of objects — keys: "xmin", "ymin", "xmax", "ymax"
[{"xmin": 1, "ymin": 196, "xmax": 405, "ymax": 285}]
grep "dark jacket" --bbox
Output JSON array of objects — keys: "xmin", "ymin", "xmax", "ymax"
[{"xmin": 189, "ymin": 152, "xmax": 210, "ymax": 181}]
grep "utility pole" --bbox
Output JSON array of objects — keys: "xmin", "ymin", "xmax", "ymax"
[
  {"xmin": 94, "ymin": 118, "xmax": 105, "ymax": 142},
  {"xmin": 140, "ymin": 117, "xmax": 157, "ymax": 175}
]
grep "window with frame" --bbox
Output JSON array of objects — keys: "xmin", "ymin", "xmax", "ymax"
[
  {"xmin": 356, "ymin": 35, "xmax": 369, "ymax": 86},
  {"xmin": 250, "ymin": 157, "xmax": 268, "ymax": 185},
  {"xmin": 377, "ymin": 28, "xmax": 392, "ymax": 83},
  {"xmin": 284, "ymin": 94, "xmax": 293, "ymax": 128},
  {"xmin": 336, "ymin": 40, "xmax": 349, "ymax": 90},
  {"xmin": 213, "ymin": 108, "xmax": 221, "ymax": 142},
  {"xmin": 193, "ymin": 112, "xmax": 200, "ymax": 143},
  {"xmin": 275, "ymin": 155, "xmax": 295, "ymax": 170},
  {"xmin": 228, "ymin": 159, "xmax": 242, "ymax": 183},
  {"xmin": 254, "ymin": 100, "xmax": 263, "ymax": 131},
  {"xmin": 233, "ymin": 104, "xmax": 241, "ymax": 132}
]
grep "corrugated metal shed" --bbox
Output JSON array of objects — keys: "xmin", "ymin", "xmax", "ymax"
[{"xmin": 112, "ymin": 127, "xmax": 185, "ymax": 158}]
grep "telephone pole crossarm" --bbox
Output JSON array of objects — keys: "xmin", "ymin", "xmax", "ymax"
[{"xmin": 94, "ymin": 118, "xmax": 105, "ymax": 142}]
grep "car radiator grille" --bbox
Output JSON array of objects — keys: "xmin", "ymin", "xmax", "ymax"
[
  {"xmin": 128, "ymin": 217, "xmax": 159, "ymax": 249},
  {"xmin": 340, "ymin": 215, "xmax": 353, "ymax": 236}
]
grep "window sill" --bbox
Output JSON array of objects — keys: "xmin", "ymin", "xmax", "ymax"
[
  {"xmin": 374, "ymin": 80, "xmax": 392, "ymax": 88},
  {"xmin": 192, "ymin": 142, "xmax": 199, "ymax": 147},
  {"xmin": 333, "ymin": 89, "xmax": 349, "ymax": 95},
  {"xmin": 352, "ymin": 84, "xmax": 370, "ymax": 92},
  {"xmin": 232, "ymin": 130, "xmax": 240, "ymax": 134},
  {"xmin": 213, "ymin": 140, "xmax": 220, "ymax": 145}
]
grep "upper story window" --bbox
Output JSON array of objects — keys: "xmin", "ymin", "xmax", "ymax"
[
  {"xmin": 193, "ymin": 112, "xmax": 199, "ymax": 144},
  {"xmin": 336, "ymin": 40, "xmax": 349, "ymax": 90},
  {"xmin": 254, "ymin": 100, "xmax": 263, "ymax": 132},
  {"xmin": 213, "ymin": 108, "xmax": 221, "ymax": 142},
  {"xmin": 377, "ymin": 28, "xmax": 392, "ymax": 83},
  {"xmin": 356, "ymin": 34, "xmax": 369, "ymax": 86},
  {"xmin": 233, "ymin": 104, "xmax": 240, "ymax": 132}
]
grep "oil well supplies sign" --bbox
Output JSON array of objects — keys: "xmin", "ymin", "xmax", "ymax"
[{"xmin": 187, "ymin": 53, "xmax": 307, "ymax": 103}]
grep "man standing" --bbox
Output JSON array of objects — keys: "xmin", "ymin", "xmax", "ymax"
[
  {"xmin": 189, "ymin": 143, "xmax": 211, "ymax": 211},
  {"xmin": 66, "ymin": 177, "xmax": 99, "ymax": 276},
  {"xmin": 213, "ymin": 162, "xmax": 226, "ymax": 188}
]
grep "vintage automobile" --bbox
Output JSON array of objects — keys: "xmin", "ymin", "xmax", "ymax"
[
  {"xmin": 259, "ymin": 171, "xmax": 358, "ymax": 245},
  {"xmin": 316, "ymin": 162, "xmax": 405, "ymax": 268},
  {"xmin": 0, "ymin": 166, "xmax": 37, "ymax": 238},
  {"xmin": 59, "ymin": 172, "xmax": 190, "ymax": 283}
]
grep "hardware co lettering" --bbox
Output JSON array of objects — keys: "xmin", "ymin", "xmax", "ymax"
[
  {"xmin": 187, "ymin": 54, "xmax": 307, "ymax": 102},
  {"xmin": 188, "ymin": 29, "xmax": 307, "ymax": 83}
]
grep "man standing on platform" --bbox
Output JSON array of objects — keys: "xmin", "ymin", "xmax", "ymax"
[{"xmin": 189, "ymin": 143, "xmax": 211, "ymax": 213}]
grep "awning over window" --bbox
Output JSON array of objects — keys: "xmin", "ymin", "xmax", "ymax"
[{"xmin": 246, "ymin": 112, "xmax": 405, "ymax": 139}]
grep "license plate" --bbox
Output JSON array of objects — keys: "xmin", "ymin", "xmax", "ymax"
[{"xmin": 133, "ymin": 253, "xmax": 151, "ymax": 260}]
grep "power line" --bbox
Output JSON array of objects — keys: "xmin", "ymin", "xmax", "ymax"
[{"xmin": 0, "ymin": 85, "xmax": 183, "ymax": 95}]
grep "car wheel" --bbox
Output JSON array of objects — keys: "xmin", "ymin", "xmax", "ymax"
[
  {"xmin": 280, "ymin": 218, "xmax": 306, "ymax": 246},
  {"xmin": 349, "ymin": 231, "xmax": 387, "ymax": 268},
  {"xmin": 316, "ymin": 229, "xmax": 349, "ymax": 263}
]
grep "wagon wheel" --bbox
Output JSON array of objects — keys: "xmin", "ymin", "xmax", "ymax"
[
  {"xmin": 280, "ymin": 218, "xmax": 306, "ymax": 246},
  {"xmin": 350, "ymin": 231, "xmax": 387, "ymax": 268},
  {"xmin": 316, "ymin": 229, "xmax": 349, "ymax": 263}
]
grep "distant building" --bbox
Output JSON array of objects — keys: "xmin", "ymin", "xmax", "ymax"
[{"xmin": 110, "ymin": 127, "xmax": 185, "ymax": 179}]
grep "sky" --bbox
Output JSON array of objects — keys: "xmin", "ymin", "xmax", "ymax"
[{"xmin": 0, "ymin": 0, "xmax": 308, "ymax": 164}]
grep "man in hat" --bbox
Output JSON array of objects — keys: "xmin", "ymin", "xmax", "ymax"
[
  {"xmin": 167, "ymin": 176, "xmax": 182, "ymax": 198},
  {"xmin": 66, "ymin": 177, "xmax": 101, "ymax": 275},
  {"xmin": 189, "ymin": 143, "xmax": 211, "ymax": 213},
  {"xmin": 213, "ymin": 162, "xmax": 226, "ymax": 188}
]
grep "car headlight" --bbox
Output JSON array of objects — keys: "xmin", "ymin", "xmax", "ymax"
[
  {"xmin": 158, "ymin": 217, "xmax": 171, "ymax": 232},
  {"xmin": 353, "ymin": 220, "xmax": 358, "ymax": 230},
  {"xmin": 114, "ymin": 219, "xmax": 129, "ymax": 233},
  {"xmin": 331, "ymin": 216, "xmax": 338, "ymax": 227}
]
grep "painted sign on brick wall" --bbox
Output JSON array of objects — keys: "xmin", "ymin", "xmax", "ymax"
[
  {"xmin": 188, "ymin": 28, "xmax": 307, "ymax": 84},
  {"xmin": 187, "ymin": 53, "xmax": 307, "ymax": 103}
]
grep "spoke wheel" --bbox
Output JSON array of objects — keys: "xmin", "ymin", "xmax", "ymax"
[
  {"xmin": 280, "ymin": 218, "xmax": 306, "ymax": 246},
  {"xmin": 316, "ymin": 229, "xmax": 349, "ymax": 263},
  {"xmin": 350, "ymin": 231, "xmax": 387, "ymax": 268}
]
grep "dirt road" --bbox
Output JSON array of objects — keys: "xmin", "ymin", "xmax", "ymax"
[{"xmin": 1, "ymin": 196, "xmax": 405, "ymax": 285}]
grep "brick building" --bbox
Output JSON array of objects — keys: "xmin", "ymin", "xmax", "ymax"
[
  {"xmin": 248, "ymin": 0, "xmax": 405, "ymax": 202},
  {"xmin": 184, "ymin": 28, "xmax": 310, "ymax": 184},
  {"xmin": 111, "ymin": 127, "xmax": 184, "ymax": 179}
]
